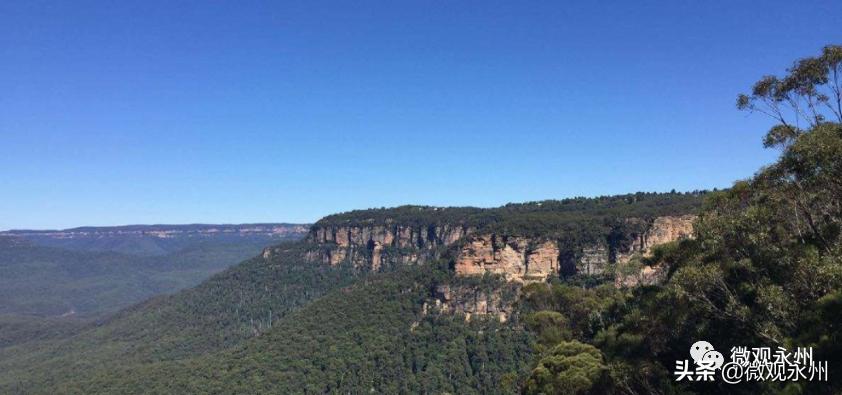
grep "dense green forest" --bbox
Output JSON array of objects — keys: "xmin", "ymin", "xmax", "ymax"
[
  {"xmin": 24, "ymin": 265, "xmax": 534, "ymax": 394},
  {"xmin": 0, "ymin": 244, "xmax": 367, "ymax": 392},
  {"xmin": 317, "ymin": 191, "xmax": 705, "ymax": 238},
  {"xmin": 0, "ymin": 314, "xmax": 88, "ymax": 350}
]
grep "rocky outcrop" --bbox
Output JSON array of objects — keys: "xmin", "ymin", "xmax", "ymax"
[
  {"xmin": 616, "ymin": 215, "xmax": 695, "ymax": 263},
  {"xmin": 311, "ymin": 223, "xmax": 473, "ymax": 248},
  {"xmin": 614, "ymin": 263, "xmax": 669, "ymax": 288},
  {"xmin": 613, "ymin": 215, "xmax": 696, "ymax": 287},
  {"xmin": 455, "ymin": 215, "xmax": 696, "ymax": 284},
  {"xmin": 645, "ymin": 215, "xmax": 696, "ymax": 246},
  {"xmin": 297, "ymin": 215, "xmax": 695, "ymax": 285},
  {"xmin": 423, "ymin": 284, "xmax": 514, "ymax": 322},
  {"xmin": 454, "ymin": 235, "xmax": 559, "ymax": 283},
  {"xmin": 578, "ymin": 245, "xmax": 609, "ymax": 275},
  {"xmin": 305, "ymin": 223, "xmax": 475, "ymax": 269}
]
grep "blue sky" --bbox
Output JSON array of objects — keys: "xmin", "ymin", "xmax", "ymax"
[{"xmin": 1, "ymin": 1, "xmax": 840, "ymax": 229}]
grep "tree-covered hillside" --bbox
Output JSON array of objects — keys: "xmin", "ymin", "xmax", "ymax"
[
  {"xmin": 0, "ymin": 235, "xmax": 296, "ymax": 318},
  {"xmin": 25, "ymin": 265, "xmax": 535, "ymax": 394},
  {"xmin": 520, "ymin": 45, "xmax": 842, "ymax": 394},
  {"xmin": 0, "ymin": 223, "xmax": 309, "ymax": 319},
  {"xmin": 316, "ymin": 191, "xmax": 706, "ymax": 238},
  {"xmin": 0, "ymin": 243, "xmax": 366, "ymax": 392},
  {"xmin": 0, "ymin": 193, "xmax": 703, "ymax": 394}
]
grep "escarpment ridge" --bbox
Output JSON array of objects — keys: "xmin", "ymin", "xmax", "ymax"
[{"xmin": 263, "ymin": 193, "xmax": 704, "ymax": 284}]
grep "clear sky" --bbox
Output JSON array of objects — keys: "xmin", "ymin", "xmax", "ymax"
[{"xmin": 1, "ymin": 1, "xmax": 841, "ymax": 230}]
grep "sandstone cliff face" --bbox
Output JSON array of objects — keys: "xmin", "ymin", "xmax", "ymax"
[
  {"xmin": 616, "ymin": 214, "xmax": 695, "ymax": 264},
  {"xmin": 454, "ymin": 215, "xmax": 696, "ymax": 284},
  {"xmin": 454, "ymin": 235, "xmax": 559, "ymax": 283},
  {"xmin": 578, "ymin": 245, "xmax": 609, "ymax": 275},
  {"xmin": 613, "ymin": 214, "xmax": 696, "ymax": 287},
  {"xmin": 422, "ymin": 284, "xmax": 513, "ymax": 322},
  {"xmin": 290, "ymin": 215, "xmax": 695, "ymax": 288},
  {"xmin": 304, "ymin": 223, "xmax": 475, "ymax": 270},
  {"xmin": 614, "ymin": 263, "xmax": 669, "ymax": 288}
]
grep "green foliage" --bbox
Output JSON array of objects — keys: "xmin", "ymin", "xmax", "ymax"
[
  {"xmin": 587, "ymin": 124, "xmax": 842, "ymax": 394},
  {"xmin": 515, "ymin": 48, "xmax": 842, "ymax": 391},
  {"xmin": 318, "ymin": 192, "xmax": 705, "ymax": 239},
  {"xmin": 525, "ymin": 311, "xmax": 573, "ymax": 347},
  {"xmin": 523, "ymin": 340, "xmax": 609, "ymax": 395},
  {"xmin": 0, "ymin": 243, "xmax": 366, "ymax": 392},
  {"xmin": 523, "ymin": 283, "xmax": 625, "ymax": 343},
  {"xmin": 0, "ymin": 314, "xmax": 87, "ymax": 350},
  {"xmin": 1, "ymin": 263, "xmax": 534, "ymax": 394},
  {"xmin": 737, "ymin": 44, "xmax": 842, "ymax": 147}
]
